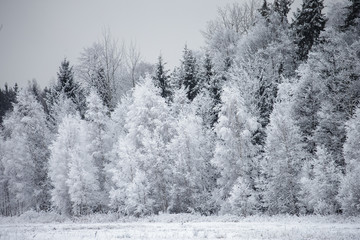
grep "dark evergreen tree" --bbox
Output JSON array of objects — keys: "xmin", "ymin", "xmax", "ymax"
[
  {"xmin": 273, "ymin": 0, "xmax": 293, "ymax": 23},
  {"xmin": 259, "ymin": 0, "xmax": 271, "ymax": 20},
  {"xmin": 292, "ymin": 0, "xmax": 326, "ymax": 61},
  {"xmin": 93, "ymin": 67, "xmax": 112, "ymax": 109},
  {"xmin": 152, "ymin": 55, "xmax": 171, "ymax": 99},
  {"xmin": 181, "ymin": 45, "xmax": 199, "ymax": 101},
  {"xmin": 47, "ymin": 58, "xmax": 86, "ymax": 118},
  {"xmin": 0, "ymin": 84, "xmax": 17, "ymax": 125},
  {"xmin": 342, "ymin": 0, "xmax": 360, "ymax": 30},
  {"xmin": 253, "ymin": 71, "xmax": 277, "ymax": 146},
  {"xmin": 201, "ymin": 53, "xmax": 214, "ymax": 89},
  {"xmin": 310, "ymin": 29, "xmax": 360, "ymax": 170},
  {"xmin": 201, "ymin": 53, "xmax": 221, "ymax": 127},
  {"xmin": 56, "ymin": 58, "xmax": 80, "ymax": 102}
]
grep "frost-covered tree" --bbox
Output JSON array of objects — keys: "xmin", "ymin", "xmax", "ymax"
[
  {"xmin": 234, "ymin": 11, "xmax": 298, "ymax": 145},
  {"xmin": 66, "ymin": 119, "xmax": 101, "ymax": 215},
  {"xmin": 212, "ymin": 84, "xmax": 260, "ymax": 212},
  {"xmin": 263, "ymin": 81, "xmax": 305, "ymax": 214},
  {"xmin": 109, "ymin": 77, "xmax": 174, "ymax": 215},
  {"xmin": 293, "ymin": 64, "xmax": 321, "ymax": 155},
  {"xmin": 49, "ymin": 114, "xmax": 101, "ymax": 215},
  {"xmin": 2, "ymin": 89, "xmax": 51, "ymax": 214},
  {"xmin": 168, "ymin": 106, "xmax": 215, "ymax": 214},
  {"xmin": 0, "ymin": 128, "xmax": 10, "ymax": 215},
  {"xmin": 314, "ymin": 102, "xmax": 347, "ymax": 168},
  {"xmin": 108, "ymin": 141, "xmax": 138, "ymax": 214},
  {"xmin": 202, "ymin": 0, "xmax": 260, "ymax": 70},
  {"xmin": 108, "ymin": 92, "xmax": 133, "ymax": 143},
  {"xmin": 125, "ymin": 170, "xmax": 154, "ymax": 217},
  {"xmin": 47, "ymin": 92, "xmax": 78, "ymax": 133},
  {"xmin": 300, "ymin": 146, "xmax": 340, "ymax": 214},
  {"xmin": 49, "ymin": 115, "xmax": 78, "ymax": 215},
  {"xmin": 338, "ymin": 107, "xmax": 360, "ymax": 215},
  {"xmin": 227, "ymin": 177, "xmax": 258, "ymax": 216},
  {"xmin": 325, "ymin": 1, "xmax": 348, "ymax": 29},
  {"xmin": 311, "ymin": 29, "xmax": 360, "ymax": 169},
  {"xmin": 85, "ymin": 90, "xmax": 112, "ymax": 210},
  {"xmin": 169, "ymin": 86, "xmax": 191, "ymax": 118}
]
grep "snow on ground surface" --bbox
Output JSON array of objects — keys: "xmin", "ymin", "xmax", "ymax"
[{"xmin": 1, "ymin": 212, "xmax": 360, "ymax": 240}]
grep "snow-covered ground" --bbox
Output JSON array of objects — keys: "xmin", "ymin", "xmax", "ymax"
[{"xmin": 1, "ymin": 213, "xmax": 360, "ymax": 240}]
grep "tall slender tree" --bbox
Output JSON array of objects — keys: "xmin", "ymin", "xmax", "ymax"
[
  {"xmin": 181, "ymin": 46, "xmax": 199, "ymax": 101},
  {"xmin": 263, "ymin": 82, "xmax": 305, "ymax": 214},
  {"xmin": 338, "ymin": 107, "xmax": 360, "ymax": 215},
  {"xmin": 152, "ymin": 55, "xmax": 171, "ymax": 99},
  {"xmin": 212, "ymin": 84, "xmax": 260, "ymax": 211},
  {"xmin": 85, "ymin": 90, "xmax": 112, "ymax": 210}
]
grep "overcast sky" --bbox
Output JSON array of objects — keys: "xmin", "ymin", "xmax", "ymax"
[{"xmin": 0, "ymin": 0, "xmax": 326, "ymax": 89}]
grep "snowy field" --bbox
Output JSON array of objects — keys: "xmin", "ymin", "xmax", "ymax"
[{"xmin": 1, "ymin": 213, "xmax": 360, "ymax": 240}]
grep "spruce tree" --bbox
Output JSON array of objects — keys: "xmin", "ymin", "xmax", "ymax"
[
  {"xmin": 0, "ymin": 84, "xmax": 17, "ymax": 125},
  {"xmin": 152, "ymin": 55, "xmax": 171, "ymax": 99},
  {"xmin": 201, "ymin": 53, "xmax": 214, "ymax": 88},
  {"xmin": 48, "ymin": 58, "xmax": 85, "ymax": 122},
  {"xmin": 200, "ymin": 53, "xmax": 221, "ymax": 127},
  {"xmin": 56, "ymin": 58, "xmax": 78, "ymax": 101},
  {"xmin": 181, "ymin": 46, "xmax": 199, "ymax": 101},
  {"xmin": 292, "ymin": 0, "xmax": 326, "ymax": 61}
]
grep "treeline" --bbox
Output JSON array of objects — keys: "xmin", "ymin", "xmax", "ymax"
[{"xmin": 0, "ymin": 0, "xmax": 360, "ymax": 217}]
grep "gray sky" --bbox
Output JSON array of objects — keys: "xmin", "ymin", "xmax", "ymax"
[{"xmin": 0, "ymin": 0, "xmax": 316, "ymax": 89}]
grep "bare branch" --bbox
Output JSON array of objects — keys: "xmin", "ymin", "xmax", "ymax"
[{"xmin": 126, "ymin": 41, "xmax": 142, "ymax": 88}]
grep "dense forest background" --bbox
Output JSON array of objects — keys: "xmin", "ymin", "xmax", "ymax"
[{"xmin": 1, "ymin": 0, "xmax": 360, "ymax": 217}]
